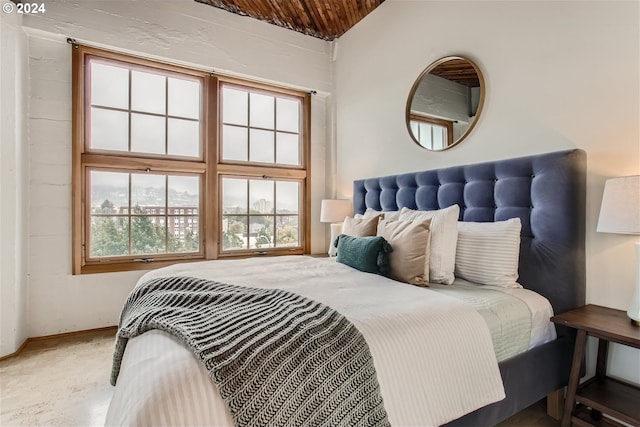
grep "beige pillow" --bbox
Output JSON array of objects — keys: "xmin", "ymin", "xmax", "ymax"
[
  {"xmin": 342, "ymin": 215, "xmax": 381, "ymax": 237},
  {"xmin": 376, "ymin": 219, "xmax": 431, "ymax": 286},
  {"xmin": 399, "ymin": 205, "xmax": 459, "ymax": 285}
]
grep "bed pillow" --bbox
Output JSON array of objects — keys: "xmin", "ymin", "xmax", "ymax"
[
  {"xmin": 354, "ymin": 209, "xmax": 401, "ymax": 221},
  {"xmin": 335, "ymin": 234, "xmax": 392, "ymax": 276},
  {"xmin": 360, "ymin": 208, "xmax": 401, "ymax": 221},
  {"xmin": 342, "ymin": 214, "xmax": 381, "ymax": 237},
  {"xmin": 399, "ymin": 205, "xmax": 460, "ymax": 285},
  {"xmin": 376, "ymin": 219, "xmax": 431, "ymax": 286},
  {"xmin": 455, "ymin": 218, "xmax": 522, "ymax": 288}
]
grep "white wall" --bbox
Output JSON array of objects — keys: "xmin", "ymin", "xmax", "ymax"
[
  {"xmin": 336, "ymin": 1, "xmax": 639, "ymax": 384},
  {"xmin": 411, "ymin": 74, "xmax": 469, "ymax": 122},
  {"xmin": 0, "ymin": 10, "xmax": 28, "ymax": 356},
  {"xmin": 9, "ymin": 0, "xmax": 331, "ymax": 347}
]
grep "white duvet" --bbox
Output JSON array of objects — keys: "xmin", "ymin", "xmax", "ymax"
[{"xmin": 106, "ymin": 256, "xmax": 507, "ymax": 427}]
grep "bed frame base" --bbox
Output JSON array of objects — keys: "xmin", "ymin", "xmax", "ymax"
[{"xmin": 442, "ymin": 334, "xmax": 575, "ymax": 427}]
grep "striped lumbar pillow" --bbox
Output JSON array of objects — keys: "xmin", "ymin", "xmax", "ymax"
[{"xmin": 455, "ymin": 218, "xmax": 522, "ymax": 288}]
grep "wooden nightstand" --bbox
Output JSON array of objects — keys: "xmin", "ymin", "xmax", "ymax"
[{"xmin": 551, "ymin": 305, "xmax": 640, "ymax": 427}]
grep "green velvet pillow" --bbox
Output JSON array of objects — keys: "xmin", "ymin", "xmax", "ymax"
[{"xmin": 335, "ymin": 234, "xmax": 392, "ymax": 276}]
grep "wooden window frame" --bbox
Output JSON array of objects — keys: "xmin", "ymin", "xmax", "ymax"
[
  {"xmin": 409, "ymin": 114, "xmax": 454, "ymax": 148},
  {"xmin": 214, "ymin": 76, "xmax": 311, "ymax": 258},
  {"xmin": 72, "ymin": 47, "xmax": 311, "ymax": 274}
]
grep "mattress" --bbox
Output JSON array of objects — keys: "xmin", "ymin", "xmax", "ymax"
[{"xmin": 106, "ymin": 256, "xmax": 555, "ymax": 426}]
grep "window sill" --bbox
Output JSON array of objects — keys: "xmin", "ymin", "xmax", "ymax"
[
  {"xmin": 77, "ymin": 250, "xmax": 307, "ymax": 274},
  {"xmin": 78, "ymin": 257, "xmax": 206, "ymax": 275}
]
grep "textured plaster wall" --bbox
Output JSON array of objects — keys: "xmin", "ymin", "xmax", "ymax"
[
  {"xmin": 15, "ymin": 0, "xmax": 331, "ymax": 343},
  {"xmin": 0, "ymin": 10, "xmax": 28, "ymax": 356}
]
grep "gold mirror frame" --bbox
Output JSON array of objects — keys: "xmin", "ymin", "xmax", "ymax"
[{"xmin": 406, "ymin": 55, "xmax": 485, "ymax": 151}]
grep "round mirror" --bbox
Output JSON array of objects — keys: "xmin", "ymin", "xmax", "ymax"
[{"xmin": 406, "ymin": 55, "xmax": 485, "ymax": 151}]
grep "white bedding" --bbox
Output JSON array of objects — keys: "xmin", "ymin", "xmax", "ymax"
[
  {"xmin": 441, "ymin": 278, "xmax": 557, "ymax": 351},
  {"xmin": 105, "ymin": 256, "xmax": 547, "ymax": 427}
]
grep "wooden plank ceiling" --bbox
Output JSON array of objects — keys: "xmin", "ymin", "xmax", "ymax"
[
  {"xmin": 194, "ymin": 0, "xmax": 385, "ymax": 40},
  {"xmin": 430, "ymin": 59, "xmax": 481, "ymax": 88}
]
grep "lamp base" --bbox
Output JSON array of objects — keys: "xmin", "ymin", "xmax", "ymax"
[
  {"xmin": 327, "ymin": 223, "xmax": 342, "ymax": 257},
  {"xmin": 627, "ymin": 242, "xmax": 640, "ymax": 327}
]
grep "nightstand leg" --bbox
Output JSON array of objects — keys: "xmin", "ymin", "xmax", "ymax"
[
  {"xmin": 589, "ymin": 338, "xmax": 609, "ymax": 421},
  {"xmin": 595, "ymin": 339, "xmax": 609, "ymax": 378},
  {"xmin": 562, "ymin": 330, "xmax": 587, "ymax": 427}
]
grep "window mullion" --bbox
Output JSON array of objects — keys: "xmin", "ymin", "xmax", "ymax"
[
  {"xmin": 165, "ymin": 77, "xmax": 169, "ymax": 156},
  {"xmin": 128, "ymin": 173, "xmax": 132, "ymax": 256},
  {"xmin": 245, "ymin": 179, "xmax": 250, "ymax": 250},
  {"xmin": 273, "ymin": 180, "xmax": 277, "ymax": 248},
  {"xmin": 81, "ymin": 153, "xmax": 206, "ymax": 174},
  {"xmin": 216, "ymin": 163, "xmax": 305, "ymax": 179},
  {"xmin": 246, "ymin": 92, "xmax": 251, "ymax": 162},
  {"xmin": 128, "ymin": 69, "xmax": 132, "ymax": 153},
  {"xmin": 272, "ymin": 97, "xmax": 277, "ymax": 165},
  {"xmin": 164, "ymin": 175, "xmax": 169, "ymax": 253}
]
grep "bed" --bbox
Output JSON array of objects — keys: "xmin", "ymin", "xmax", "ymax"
[
  {"xmin": 106, "ymin": 148, "xmax": 586, "ymax": 427},
  {"xmin": 352, "ymin": 148, "xmax": 586, "ymax": 426}
]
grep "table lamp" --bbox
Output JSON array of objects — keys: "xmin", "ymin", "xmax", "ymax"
[
  {"xmin": 320, "ymin": 199, "xmax": 352, "ymax": 256},
  {"xmin": 597, "ymin": 175, "xmax": 640, "ymax": 325}
]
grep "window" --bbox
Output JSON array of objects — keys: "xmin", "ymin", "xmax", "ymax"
[
  {"xmin": 72, "ymin": 46, "xmax": 310, "ymax": 274},
  {"xmin": 89, "ymin": 171, "xmax": 201, "ymax": 258},
  {"xmin": 221, "ymin": 85, "xmax": 301, "ymax": 165},
  {"xmin": 221, "ymin": 178, "xmax": 300, "ymax": 251},
  {"xmin": 409, "ymin": 114, "xmax": 453, "ymax": 150},
  {"xmin": 218, "ymin": 82, "xmax": 306, "ymax": 254}
]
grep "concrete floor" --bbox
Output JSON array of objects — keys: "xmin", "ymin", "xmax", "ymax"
[
  {"xmin": 0, "ymin": 329, "xmax": 115, "ymax": 427},
  {"xmin": 0, "ymin": 329, "xmax": 560, "ymax": 426}
]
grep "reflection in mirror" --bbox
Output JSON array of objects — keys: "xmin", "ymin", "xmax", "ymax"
[{"xmin": 406, "ymin": 56, "xmax": 485, "ymax": 151}]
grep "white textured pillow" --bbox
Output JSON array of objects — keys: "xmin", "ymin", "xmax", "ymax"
[
  {"xmin": 376, "ymin": 219, "xmax": 431, "ymax": 286},
  {"xmin": 355, "ymin": 208, "xmax": 401, "ymax": 221},
  {"xmin": 399, "ymin": 205, "xmax": 460, "ymax": 285},
  {"xmin": 455, "ymin": 218, "xmax": 522, "ymax": 288}
]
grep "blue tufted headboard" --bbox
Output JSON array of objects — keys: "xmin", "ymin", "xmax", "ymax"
[{"xmin": 353, "ymin": 149, "xmax": 586, "ymax": 316}]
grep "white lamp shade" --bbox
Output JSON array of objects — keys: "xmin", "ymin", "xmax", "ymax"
[
  {"xmin": 597, "ymin": 175, "xmax": 640, "ymax": 235},
  {"xmin": 320, "ymin": 199, "xmax": 352, "ymax": 223}
]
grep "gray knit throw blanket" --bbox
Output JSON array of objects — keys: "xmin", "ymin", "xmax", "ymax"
[{"xmin": 111, "ymin": 276, "xmax": 390, "ymax": 427}]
